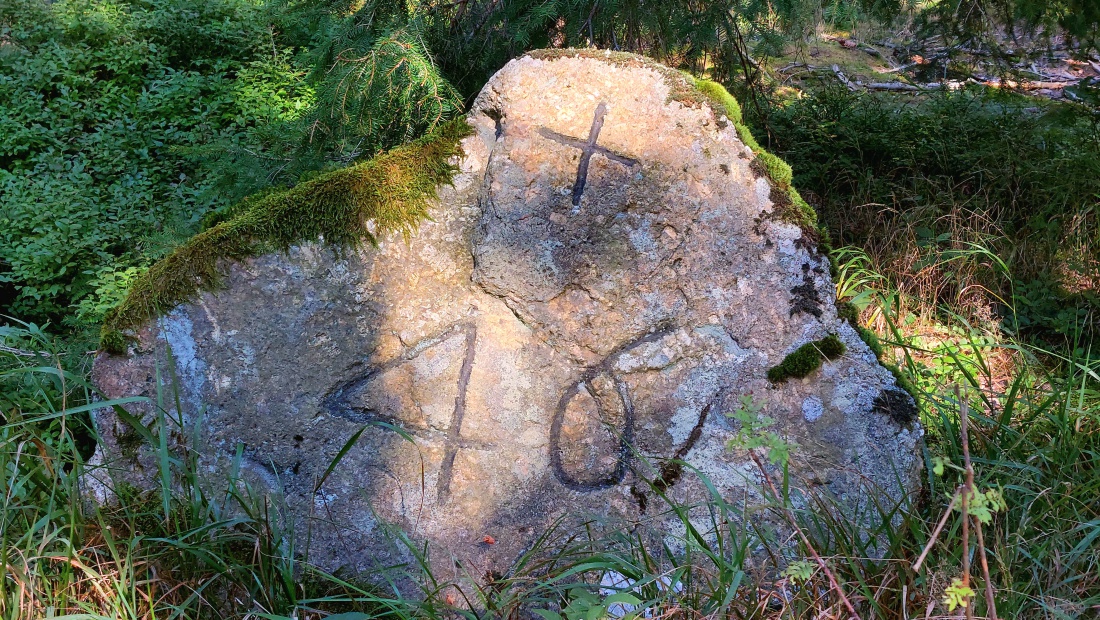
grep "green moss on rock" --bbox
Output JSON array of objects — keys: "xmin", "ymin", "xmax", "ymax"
[
  {"xmin": 735, "ymin": 123, "xmax": 761, "ymax": 152},
  {"xmin": 687, "ymin": 78, "xmax": 820, "ymax": 240},
  {"xmin": 767, "ymin": 334, "xmax": 846, "ymax": 383},
  {"xmin": 100, "ymin": 118, "xmax": 473, "ymax": 353},
  {"xmin": 765, "ymin": 186, "xmax": 820, "ymax": 244},
  {"xmin": 101, "ymin": 328, "xmax": 130, "ymax": 356},
  {"xmin": 817, "ymin": 334, "xmax": 846, "ymax": 358},
  {"xmin": 834, "ymin": 300, "xmax": 921, "ymax": 406},
  {"xmin": 755, "ymin": 151, "xmax": 793, "ymax": 189},
  {"xmin": 694, "ymin": 79, "xmax": 743, "ymax": 125},
  {"xmin": 787, "ymin": 186, "xmax": 819, "ymax": 230}
]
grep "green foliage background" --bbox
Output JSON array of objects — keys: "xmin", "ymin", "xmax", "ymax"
[
  {"xmin": 762, "ymin": 87, "xmax": 1100, "ymax": 346},
  {"xmin": 3, "ymin": 0, "xmax": 1097, "ymax": 343},
  {"xmin": 0, "ymin": 0, "xmax": 308, "ymax": 329}
]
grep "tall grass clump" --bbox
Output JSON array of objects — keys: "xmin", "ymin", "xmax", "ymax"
[
  {"xmin": 823, "ymin": 246, "xmax": 1100, "ymax": 619},
  {"xmin": 762, "ymin": 86, "xmax": 1100, "ymax": 351}
]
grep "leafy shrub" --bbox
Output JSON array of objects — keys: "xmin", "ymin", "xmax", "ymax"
[{"xmin": 0, "ymin": 0, "xmax": 305, "ymax": 328}]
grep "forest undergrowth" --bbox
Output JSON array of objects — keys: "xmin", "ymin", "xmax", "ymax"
[{"xmin": 2, "ymin": 0, "xmax": 1098, "ymax": 617}]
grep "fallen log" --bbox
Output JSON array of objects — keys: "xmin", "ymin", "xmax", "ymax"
[
  {"xmin": 865, "ymin": 82, "xmax": 921, "ymax": 91},
  {"xmin": 832, "ymin": 64, "xmax": 857, "ymax": 91}
]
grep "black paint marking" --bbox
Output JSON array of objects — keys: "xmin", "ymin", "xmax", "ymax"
[
  {"xmin": 549, "ymin": 372, "xmax": 634, "ymax": 490},
  {"xmin": 321, "ymin": 323, "xmax": 485, "ymax": 503},
  {"xmin": 630, "ymin": 484, "xmax": 648, "ymax": 513},
  {"xmin": 485, "ymin": 108, "xmax": 503, "ymax": 139},
  {"xmin": 633, "ymin": 400, "xmax": 714, "ymax": 513},
  {"xmin": 436, "ymin": 324, "xmax": 478, "ymax": 501},
  {"xmin": 538, "ymin": 102, "xmax": 638, "ymax": 207},
  {"xmin": 656, "ymin": 401, "xmax": 713, "ymax": 489},
  {"xmin": 548, "ymin": 327, "xmax": 675, "ymax": 491}
]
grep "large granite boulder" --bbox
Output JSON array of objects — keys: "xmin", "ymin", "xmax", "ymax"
[{"xmin": 90, "ymin": 50, "xmax": 922, "ymax": 578}]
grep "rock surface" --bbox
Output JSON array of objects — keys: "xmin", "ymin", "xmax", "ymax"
[{"xmin": 90, "ymin": 51, "xmax": 922, "ymax": 579}]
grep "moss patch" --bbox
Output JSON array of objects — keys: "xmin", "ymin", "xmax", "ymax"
[
  {"xmin": 695, "ymin": 78, "xmax": 743, "ymax": 125},
  {"xmin": 767, "ymin": 334, "xmax": 846, "ymax": 383},
  {"xmin": 756, "ymin": 151, "xmax": 793, "ymax": 188},
  {"xmin": 526, "ymin": 52, "xmax": 742, "ymax": 136},
  {"xmin": 100, "ymin": 119, "xmax": 473, "ymax": 354},
  {"xmin": 689, "ymin": 78, "xmax": 819, "ymax": 237},
  {"xmin": 735, "ymin": 123, "xmax": 762, "ymax": 152}
]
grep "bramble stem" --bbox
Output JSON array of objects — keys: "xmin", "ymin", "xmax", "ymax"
[
  {"xmin": 912, "ymin": 488, "xmax": 960, "ymax": 573},
  {"xmin": 748, "ymin": 451, "xmax": 862, "ymax": 620},
  {"xmin": 959, "ymin": 385, "xmax": 974, "ymax": 620}
]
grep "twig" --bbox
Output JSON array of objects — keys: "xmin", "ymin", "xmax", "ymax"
[
  {"xmin": 882, "ymin": 61, "xmax": 920, "ymax": 74},
  {"xmin": 0, "ymin": 345, "xmax": 52, "ymax": 358},
  {"xmin": 974, "ymin": 519, "xmax": 998, "ymax": 620},
  {"xmin": 912, "ymin": 488, "xmax": 961, "ymax": 572},
  {"xmin": 959, "ymin": 386, "xmax": 973, "ymax": 620},
  {"xmin": 777, "ymin": 61, "xmax": 808, "ymax": 74},
  {"xmin": 960, "ymin": 386, "xmax": 1002, "ymax": 619},
  {"xmin": 748, "ymin": 451, "xmax": 863, "ymax": 620},
  {"xmin": 865, "ymin": 82, "xmax": 921, "ymax": 91}
]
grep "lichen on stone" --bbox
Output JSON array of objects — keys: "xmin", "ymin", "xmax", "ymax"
[
  {"xmin": 690, "ymin": 76, "xmax": 906, "ymax": 400},
  {"xmin": 100, "ymin": 119, "xmax": 473, "ymax": 354},
  {"xmin": 729, "ymin": 91, "xmax": 916, "ymax": 399},
  {"xmin": 525, "ymin": 49, "xmax": 704, "ymax": 109},
  {"xmin": 766, "ymin": 334, "xmax": 846, "ymax": 383}
]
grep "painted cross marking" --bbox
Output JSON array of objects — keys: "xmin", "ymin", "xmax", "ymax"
[{"xmin": 539, "ymin": 102, "xmax": 638, "ymax": 207}]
